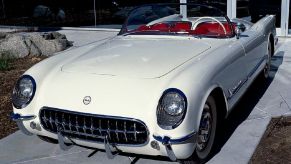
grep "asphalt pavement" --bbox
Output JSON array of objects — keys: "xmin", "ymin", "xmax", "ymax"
[{"xmin": 1, "ymin": 30, "xmax": 290, "ymax": 164}]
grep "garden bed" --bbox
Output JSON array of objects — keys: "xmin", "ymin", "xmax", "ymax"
[
  {"xmin": 0, "ymin": 56, "xmax": 46, "ymax": 139},
  {"xmin": 251, "ymin": 116, "xmax": 291, "ymax": 163}
]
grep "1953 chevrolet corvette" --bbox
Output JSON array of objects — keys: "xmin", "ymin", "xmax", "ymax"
[{"xmin": 11, "ymin": 3, "xmax": 277, "ymax": 163}]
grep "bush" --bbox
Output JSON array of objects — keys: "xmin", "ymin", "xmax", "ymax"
[{"xmin": 0, "ymin": 51, "xmax": 14, "ymax": 71}]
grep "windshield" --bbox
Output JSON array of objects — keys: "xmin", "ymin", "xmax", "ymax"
[{"xmin": 119, "ymin": 3, "xmax": 235, "ymax": 38}]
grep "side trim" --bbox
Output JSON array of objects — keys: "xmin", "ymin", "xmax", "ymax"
[
  {"xmin": 247, "ymin": 55, "xmax": 268, "ymax": 78},
  {"xmin": 227, "ymin": 55, "xmax": 267, "ymax": 100}
]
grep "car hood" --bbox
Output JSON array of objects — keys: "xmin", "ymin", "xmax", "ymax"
[{"xmin": 61, "ymin": 37, "xmax": 211, "ymax": 79}]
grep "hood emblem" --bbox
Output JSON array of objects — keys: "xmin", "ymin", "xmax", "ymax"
[{"xmin": 83, "ymin": 96, "xmax": 91, "ymax": 105}]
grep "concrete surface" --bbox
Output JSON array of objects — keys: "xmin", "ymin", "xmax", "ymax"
[{"xmin": 1, "ymin": 31, "xmax": 291, "ymax": 164}]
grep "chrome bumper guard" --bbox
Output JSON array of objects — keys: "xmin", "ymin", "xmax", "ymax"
[
  {"xmin": 10, "ymin": 113, "xmax": 36, "ymax": 136},
  {"xmin": 56, "ymin": 124, "xmax": 119, "ymax": 159},
  {"xmin": 153, "ymin": 131, "xmax": 197, "ymax": 161}
]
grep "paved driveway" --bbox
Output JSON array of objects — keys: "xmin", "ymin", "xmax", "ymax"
[{"xmin": 1, "ymin": 31, "xmax": 290, "ymax": 164}]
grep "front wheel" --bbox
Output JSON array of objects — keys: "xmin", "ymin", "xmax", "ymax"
[
  {"xmin": 260, "ymin": 41, "xmax": 272, "ymax": 80},
  {"xmin": 181, "ymin": 96, "xmax": 217, "ymax": 164}
]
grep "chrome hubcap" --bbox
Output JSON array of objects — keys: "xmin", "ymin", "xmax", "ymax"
[{"xmin": 197, "ymin": 104, "xmax": 212, "ymax": 151}]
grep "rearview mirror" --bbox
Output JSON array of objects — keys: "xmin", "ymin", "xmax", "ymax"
[{"xmin": 235, "ymin": 23, "xmax": 246, "ymax": 39}]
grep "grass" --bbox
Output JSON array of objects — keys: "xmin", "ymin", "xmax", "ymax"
[{"xmin": 0, "ymin": 51, "xmax": 14, "ymax": 71}]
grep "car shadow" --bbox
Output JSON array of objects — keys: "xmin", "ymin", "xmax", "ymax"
[{"xmin": 208, "ymin": 50, "xmax": 285, "ymax": 163}]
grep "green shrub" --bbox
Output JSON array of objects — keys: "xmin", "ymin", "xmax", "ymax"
[{"xmin": 0, "ymin": 51, "xmax": 14, "ymax": 71}]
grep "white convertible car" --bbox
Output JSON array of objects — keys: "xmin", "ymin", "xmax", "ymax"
[{"xmin": 11, "ymin": 3, "xmax": 277, "ymax": 163}]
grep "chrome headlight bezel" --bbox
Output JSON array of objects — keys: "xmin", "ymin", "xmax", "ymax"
[
  {"xmin": 12, "ymin": 75, "xmax": 36, "ymax": 109},
  {"xmin": 157, "ymin": 88, "xmax": 187, "ymax": 130}
]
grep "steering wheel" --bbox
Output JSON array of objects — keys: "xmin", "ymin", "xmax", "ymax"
[{"xmin": 192, "ymin": 17, "xmax": 227, "ymax": 35}]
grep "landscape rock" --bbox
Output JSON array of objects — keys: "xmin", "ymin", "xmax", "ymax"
[
  {"xmin": 0, "ymin": 32, "xmax": 6, "ymax": 39},
  {"xmin": 0, "ymin": 35, "xmax": 30, "ymax": 58},
  {"xmin": 33, "ymin": 5, "xmax": 52, "ymax": 18},
  {"xmin": 0, "ymin": 32, "xmax": 72, "ymax": 58},
  {"xmin": 56, "ymin": 9, "xmax": 66, "ymax": 21}
]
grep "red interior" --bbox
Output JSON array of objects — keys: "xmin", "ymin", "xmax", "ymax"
[
  {"xmin": 135, "ymin": 21, "xmax": 235, "ymax": 37},
  {"xmin": 193, "ymin": 22, "xmax": 234, "ymax": 36}
]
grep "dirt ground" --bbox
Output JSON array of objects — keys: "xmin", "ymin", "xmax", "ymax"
[
  {"xmin": 0, "ymin": 56, "xmax": 46, "ymax": 139},
  {"xmin": 251, "ymin": 116, "xmax": 291, "ymax": 164}
]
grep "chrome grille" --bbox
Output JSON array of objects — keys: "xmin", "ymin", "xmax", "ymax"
[{"xmin": 39, "ymin": 107, "xmax": 149, "ymax": 145}]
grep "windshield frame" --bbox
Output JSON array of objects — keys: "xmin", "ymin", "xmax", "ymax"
[{"xmin": 118, "ymin": 3, "xmax": 235, "ymax": 39}]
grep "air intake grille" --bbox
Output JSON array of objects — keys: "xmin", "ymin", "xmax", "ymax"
[{"xmin": 39, "ymin": 107, "xmax": 149, "ymax": 145}]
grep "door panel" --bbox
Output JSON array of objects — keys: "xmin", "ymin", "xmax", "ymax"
[
  {"xmin": 214, "ymin": 40, "xmax": 247, "ymax": 108},
  {"xmin": 238, "ymin": 29, "xmax": 266, "ymax": 78}
]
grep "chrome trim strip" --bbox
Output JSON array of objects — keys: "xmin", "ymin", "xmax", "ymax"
[
  {"xmin": 227, "ymin": 55, "xmax": 267, "ymax": 100},
  {"xmin": 247, "ymin": 55, "xmax": 268, "ymax": 78},
  {"xmin": 10, "ymin": 113, "xmax": 36, "ymax": 121},
  {"xmin": 227, "ymin": 78, "xmax": 248, "ymax": 101}
]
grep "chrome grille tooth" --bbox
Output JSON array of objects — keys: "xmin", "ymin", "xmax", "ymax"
[
  {"xmin": 55, "ymin": 112, "xmax": 59, "ymax": 128},
  {"xmin": 98, "ymin": 119, "xmax": 102, "ymax": 136},
  {"xmin": 115, "ymin": 121, "xmax": 119, "ymax": 142},
  {"xmin": 83, "ymin": 117, "xmax": 86, "ymax": 132},
  {"xmin": 61, "ymin": 113, "xmax": 66, "ymax": 131},
  {"xmin": 83, "ymin": 116, "xmax": 87, "ymax": 140},
  {"xmin": 75, "ymin": 115, "xmax": 79, "ymax": 136},
  {"xmin": 90, "ymin": 117, "xmax": 94, "ymax": 135},
  {"xmin": 49, "ymin": 110, "xmax": 54, "ymax": 129},
  {"xmin": 68, "ymin": 114, "xmax": 72, "ymax": 131},
  {"xmin": 42, "ymin": 110, "xmax": 49, "ymax": 128},
  {"xmin": 123, "ymin": 121, "xmax": 128, "ymax": 142},
  {"xmin": 134, "ymin": 122, "xmax": 137, "ymax": 142},
  {"xmin": 107, "ymin": 120, "xmax": 111, "ymax": 140}
]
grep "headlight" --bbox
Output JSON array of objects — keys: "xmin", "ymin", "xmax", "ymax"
[
  {"xmin": 12, "ymin": 75, "xmax": 36, "ymax": 109},
  {"xmin": 157, "ymin": 89, "xmax": 187, "ymax": 130}
]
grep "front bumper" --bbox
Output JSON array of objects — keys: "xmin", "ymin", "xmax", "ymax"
[
  {"xmin": 10, "ymin": 113, "xmax": 36, "ymax": 136},
  {"xmin": 11, "ymin": 112, "xmax": 197, "ymax": 161},
  {"xmin": 153, "ymin": 132, "xmax": 197, "ymax": 161}
]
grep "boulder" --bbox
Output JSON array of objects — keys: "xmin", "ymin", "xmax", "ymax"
[
  {"xmin": 0, "ymin": 32, "xmax": 6, "ymax": 39},
  {"xmin": 33, "ymin": 5, "xmax": 52, "ymax": 18},
  {"xmin": 0, "ymin": 32, "xmax": 72, "ymax": 58},
  {"xmin": 27, "ymin": 32, "xmax": 72, "ymax": 56},
  {"xmin": 0, "ymin": 35, "xmax": 30, "ymax": 58},
  {"xmin": 56, "ymin": 9, "xmax": 66, "ymax": 21}
]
